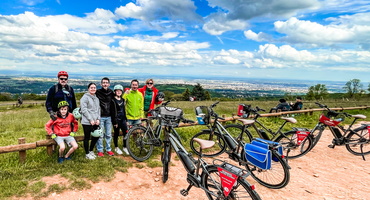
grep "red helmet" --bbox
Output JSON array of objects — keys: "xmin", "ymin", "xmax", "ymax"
[{"xmin": 57, "ymin": 71, "xmax": 69, "ymax": 78}]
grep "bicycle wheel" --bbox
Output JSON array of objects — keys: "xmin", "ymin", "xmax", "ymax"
[
  {"xmin": 190, "ymin": 131, "xmax": 226, "ymax": 157},
  {"xmin": 161, "ymin": 142, "xmax": 172, "ymax": 183},
  {"xmin": 202, "ymin": 165, "xmax": 262, "ymax": 200},
  {"xmin": 309, "ymin": 124, "xmax": 324, "ymax": 150},
  {"xmin": 224, "ymin": 124, "xmax": 254, "ymax": 144},
  {"xmin": 245, "ymin": 150, "xmax": 290, "ymax": 189},
  {"xmin": 126, "ymin": 126, "xmax": 154, "ymax": 162},
  {"xmin": 275, "ymin": 131, "xmax": 313, "ymax": 159},
  {"xmin": 346, "ymin": 127, "xmax": 370, "ymax": 156}
]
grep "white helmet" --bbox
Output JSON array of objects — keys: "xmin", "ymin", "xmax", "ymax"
[
  {"xmin": 114, "ymin": 84, "xmax": 124, "ymax": 91},
  {"xmin": 72, "ymin": 107, "xmax": 82, "ymax": 119},
  {"xmin": 91, "ymin": 127, "xmax": 103, "ymax": 137}
]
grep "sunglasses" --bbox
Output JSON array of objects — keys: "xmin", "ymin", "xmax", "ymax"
[
  {"xmin": 59, "ymin": 78, "xmax": 68, "ymax": 81},
  {"xmin": 147, "ymin": 82, "xmax": 153, "ymax": 85}
]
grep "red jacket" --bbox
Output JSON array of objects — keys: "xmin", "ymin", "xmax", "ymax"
[
  {"xmin": 138, "ymin": 86, "xmax": 162, "ymax": 112},
  {"xmin": 45, "ymin": 113, "xmax": 78, "ymax": 136}
]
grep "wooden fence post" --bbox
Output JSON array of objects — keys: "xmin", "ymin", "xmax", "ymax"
[
  {"xmin": 18, "ymin": 138, "xmax": 26, "ymax": 164},
  {"xmin": 45, "ymin": 134, "xmax": 54, "ymax": 156}
]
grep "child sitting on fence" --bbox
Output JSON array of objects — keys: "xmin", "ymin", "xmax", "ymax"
[{"xmin": 45, "ymin": 101, "xmax": 78, "ymax": 163}]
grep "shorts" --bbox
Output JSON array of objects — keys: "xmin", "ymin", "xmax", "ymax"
[
  {"xmin": 127, "ymin": 119, "xmax": 141, "ymax": 126},
  {"xmin": 54, "ymin": 136, "xmax": 76, "ymax": 147}
]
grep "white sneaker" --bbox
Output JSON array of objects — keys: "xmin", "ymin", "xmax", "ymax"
[
  {"xmin": 89, "ymin": 151, "xmax": 96, "ymax": 158},
  {"xmin": 122, "ymin": 147, "xmax": 129, "ymax": 155},
  {"xmin": 115, "ymin": 147, "xmax": 123, "ymax": 155},
  {"xmin": 86, "ymin": 153, "xmax": 95, "ymax": 160}
]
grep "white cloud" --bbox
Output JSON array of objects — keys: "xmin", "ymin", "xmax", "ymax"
[{"xmin": 203, "ymin": 13, "xmax": 248, "ymax": 35}]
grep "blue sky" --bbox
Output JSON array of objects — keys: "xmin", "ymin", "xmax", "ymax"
[{"xmin": 0, "ymin": 0, "xmax": 370, "ymax": 81}]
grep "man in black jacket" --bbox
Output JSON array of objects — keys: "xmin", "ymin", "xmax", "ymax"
[
  {"xmin": 45, "ymin": 71, "xmax": 77, "ymax": 120},
  {"xmin": 96, "ymin": 77, "xmax": 115, "ymax": 156}
]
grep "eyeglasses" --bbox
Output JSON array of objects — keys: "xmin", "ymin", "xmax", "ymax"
[
  {"xmin": 147, "ymin": 82, "xmax": 153, "ymax": 85},
  {"xmin": 59, "ymin": 78, "xmax": 68, "ymax": 81}
]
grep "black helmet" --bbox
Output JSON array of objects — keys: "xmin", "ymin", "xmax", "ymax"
[{"xmin": 156, "ymin": 92, "xmax": 165, "ymax": 100}]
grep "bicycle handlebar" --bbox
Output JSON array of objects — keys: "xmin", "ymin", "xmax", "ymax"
[
  {"xmin": 315, "ymin": 102, "xmax": 352, "ymax": 118},
  {"xmin": 162, "ymin": 100, "xmax": 171, "ymax": 106}
]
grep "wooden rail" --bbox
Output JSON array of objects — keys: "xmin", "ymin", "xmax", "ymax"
[{"xmin": 0, "ymin": 105, "xmax": 368, "ymax": 163}]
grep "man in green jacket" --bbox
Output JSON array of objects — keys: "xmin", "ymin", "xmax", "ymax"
[{"xmin": 123, "ymin": 79, "xmax": 144, "ymax": 125}]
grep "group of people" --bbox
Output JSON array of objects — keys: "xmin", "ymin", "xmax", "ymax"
[
  {"xmin": 44, "ymin": 71, "xmax": 164, "ymax": 163},
  {"xmin": 269, "ymin": 97, "xmax": 303, "ymax": 113}
]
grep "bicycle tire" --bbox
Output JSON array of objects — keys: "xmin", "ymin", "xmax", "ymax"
[
  {"xmin": 245, "ymin": 150, "xmax": 290, "ymax": 189},
  {"xmin": 224, "ymin": 124, "xmax": 254, "ymax": 144},
  {"xmin": 346, "ymin": 127, "xmax": 370, "ymax": 156},
  {"xmin": 202, "ymin": 165, "xmax": 262, "ymax": 200},
  {"xmin": 190, "ymin": 131, "xmax": 226, "ymax": 157},
  {"xmin": 126, "ymin": 126, "xmax": 154, "ymax": 162},
  {"xmin": 162, "ymin": 142, "xmax": 171, "ymax": 183},
  {"xmin": 275, "ymin": 130, "xmax": 313, "ymax": 159},
  {"xmin": 309, "ymin": 124, "xmax": 324, "ymax": 150}
]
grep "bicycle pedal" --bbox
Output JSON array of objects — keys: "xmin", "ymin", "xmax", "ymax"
[
  {"xmin": 328, "ymin": 144, "xmax": 335, "ymax": 149},
  {"xmin": 180, "ymin": 189, "xmax": 188, "ymax": 196}
]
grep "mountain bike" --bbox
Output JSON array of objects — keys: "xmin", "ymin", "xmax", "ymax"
[
  {"xmin": 224, "ymin": 104, "xmax": 313, "ymax": 159},
  {"xmin": 159, "ymin": 110, "xmax": 261, "ymax": 200},
  {"xmin": 125, "ymin": 101, "xmax": 171, "ymax": 162},
  {"xmin": 190, "ymin": 102, "xmax": 290, "ymax": 189},
  {"xmin": 307, "ymin": 102, "xmax": 369, "ymax": 160}
]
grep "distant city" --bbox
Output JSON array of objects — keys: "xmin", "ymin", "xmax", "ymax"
[{"xmin": 0, "ymin": 70, "xmax": 363, "ymax": 98}]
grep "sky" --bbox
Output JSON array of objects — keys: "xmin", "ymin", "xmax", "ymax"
[{"xmin": 0, "ymin": 0, "xmax": 370, "ymax": 82}]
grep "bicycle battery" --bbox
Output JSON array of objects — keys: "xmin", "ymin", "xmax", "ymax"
[
  {"xmin": 332, "ymin": 127, "xmax": 342, "ymax": 138},
  {"xmin": 224, "ymin": 134, "xmax": 237, "ymax": 151},
  {"xmin": 178, "ymin": 150, "xmax": 195, "ymax": 174}
]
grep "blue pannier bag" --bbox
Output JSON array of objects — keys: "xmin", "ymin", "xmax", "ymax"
[
  {"xmin": 253, "ymin": 138, "xmax": 283, "ymax": 162},
  {"xmin": 244, "ymin": 143, "xmax": 272, "ymax": 170}
]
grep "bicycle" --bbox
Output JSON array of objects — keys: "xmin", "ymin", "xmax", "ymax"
[
  {"xmin": 224, "ymin": 104, "xmax": 313, "ymax": 160},
  {"xmin": 306, "ymin": 102, "xmax": 370, "ymax": 160},
  {"xmin": 190, "ymin": 102, "xmax": 290, "ymax": 189},
  {"xmin": 125, "ymin": 101, "xmax": 171, "ymax": 162},
  {"xmin": 158, "ymin": 105, "xmax": 261, "ymax": 199}
]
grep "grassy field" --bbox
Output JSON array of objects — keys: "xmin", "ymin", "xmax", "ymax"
[{"xmin": 0, "ymin": 99, "xmax": 369, "ymax": 199}]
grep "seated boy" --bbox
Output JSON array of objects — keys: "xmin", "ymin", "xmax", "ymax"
[{"xmin": 45, "ymin": 101, "xmax": 78, "ymax": 163}]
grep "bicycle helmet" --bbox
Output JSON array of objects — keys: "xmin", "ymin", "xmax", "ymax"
[
  {"xmin": 91, "ymin": 127, "xmax": 103, "ymax": 137},
  {"xmin": 72, "ymin": 107, "xmax": 82, "ymax": 119},
  {"xmin": 113, "ymin": 84, "xmax": 123, "ymax": 91},
  {"xmin": 58, "ymin": 101, "xmax": 69, "ymax": 108},
  {"xmin": 156, "ymin": 92, "xmax": 165, "ymax": 100},
  {"xmin": 57, "ymin": 71, "xmax": 69, "ymax": 78}
]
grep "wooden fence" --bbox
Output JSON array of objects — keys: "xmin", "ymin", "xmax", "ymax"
[{"xmin": 1, "ymin": 105, "xmax": 368, "ymax": 163}]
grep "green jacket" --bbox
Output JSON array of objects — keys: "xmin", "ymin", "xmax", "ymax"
[{"xmin": 123, "ymin": 90, "xmax": 144, "ymax": 120}]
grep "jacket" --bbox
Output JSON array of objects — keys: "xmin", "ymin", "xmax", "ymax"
[
  {"xmin": 96, "ymin": 88, "xmax": 114, "ymax": 117},
  {"xmin": 80, "ymin": 93, "xmax": 101, "ymax": 125},
  {"xmin": 138, "ymin": 85, "xmax": 162, "ymax": 112},
  {"xmin": 123, "ymin": 89, "xmax": 144, "ymax": 120},
  {"xmin": 45, "ymin": 113, "xmax": 78, "ymax": 136},
  {"xmin": 110, "ymin": 97, "xmax": 127, "ymax": 125},
  {"xmin": 45, "ymin": 83, "xmax": 77, "ymax": 113}
]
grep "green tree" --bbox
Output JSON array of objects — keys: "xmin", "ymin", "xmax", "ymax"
[
  {"xmin": 182, "ymin": 88, "xmax": 191, "ymax": 101},
  {"xmin": 205, "ymin": 90, "xmax": 211, "ymax": 100},
  {"xmin": 191, "ymin": 83, "xmax": 207, "ymax": 101},
  {"xmin": 306, "ymin": 84, "xmax": 329, "ymax": 100},
  {"xmin": 343, "ymin": 79, "xmax": 363, "ymax": 98}
]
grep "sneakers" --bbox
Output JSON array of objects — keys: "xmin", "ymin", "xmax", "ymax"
[
  {"xmin": 89, "ymin": 151, "xmax": 96, "ymax": 158},
  {"xmin": 115, "ymin": 147, "xmax": 123, "ymax": 155},
  {"xmin": 58, "ymin": 157, "xmax": 64, "ymax": 163},
  {"xmin": 65, "ymin": 157, "xmax": 72, "ymax": 161},
  {"xmin": 107, "ymin": 151, "xmax": 114, "ymax": 156},
  {"xmin": 122, "ymin": 147, "xmax": 129, "ymax": 155},
  {"xmin": 97, "ymin": 152, "xmax": 104, "ymax": 157},
  {"xmin": 86, "ymin": 153, "xmax": 95, "ymax": 160}
]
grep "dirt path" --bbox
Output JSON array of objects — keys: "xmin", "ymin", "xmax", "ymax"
[{"xmin": 18, "ymin": 127, "xmax": 370, "ymax": 200}]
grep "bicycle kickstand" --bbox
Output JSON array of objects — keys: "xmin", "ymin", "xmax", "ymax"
[
  {"xmin": 180, "ymin": 184, "xmax": 193, "ymax": 196},
  {"xmin": 361, "ymin": 145, "xmax": 366, "ymax": 161}
]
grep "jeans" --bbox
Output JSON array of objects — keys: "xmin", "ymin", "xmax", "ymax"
[
  {"xmin": 127, "ymin": 119, "xmax": 141, "ymax": 126},
  {"xmin": 97, "ymin": 117, "xmax": 112, "ymax": 152}
]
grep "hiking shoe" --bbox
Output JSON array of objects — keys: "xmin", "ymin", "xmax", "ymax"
[
  {"xmin": 89, "ymin": 151, "xmax": 96, "ymax": 158},
  {"xmin": 97, "ymin": 152, "xmax": 104, "ymax": 157},
  {"xmin": 115, "ymin": 147, "xmax": 123, "ymax": 155},
  {"xmin": 122, "ymin": 147, "xmax": 129, "ymax": 155},
  {"xmin": 58, "ymin": 157, "xmax": 65, "ymax": 163},
  {"xmin": 86, "ymin": 153, "xmax": 95, "ymax": 160},
  {"xmin": 107, "ymin": 151, "xmax": 114, "ymax": 156}
]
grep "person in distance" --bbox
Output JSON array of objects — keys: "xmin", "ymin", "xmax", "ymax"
[
  {"xmin": 269, "ymin": 98, "xmax": 291, "ymax": 113},
  {"xmin": 290, "ymin": 96, "xmax": 303, "ymax": 111}
]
